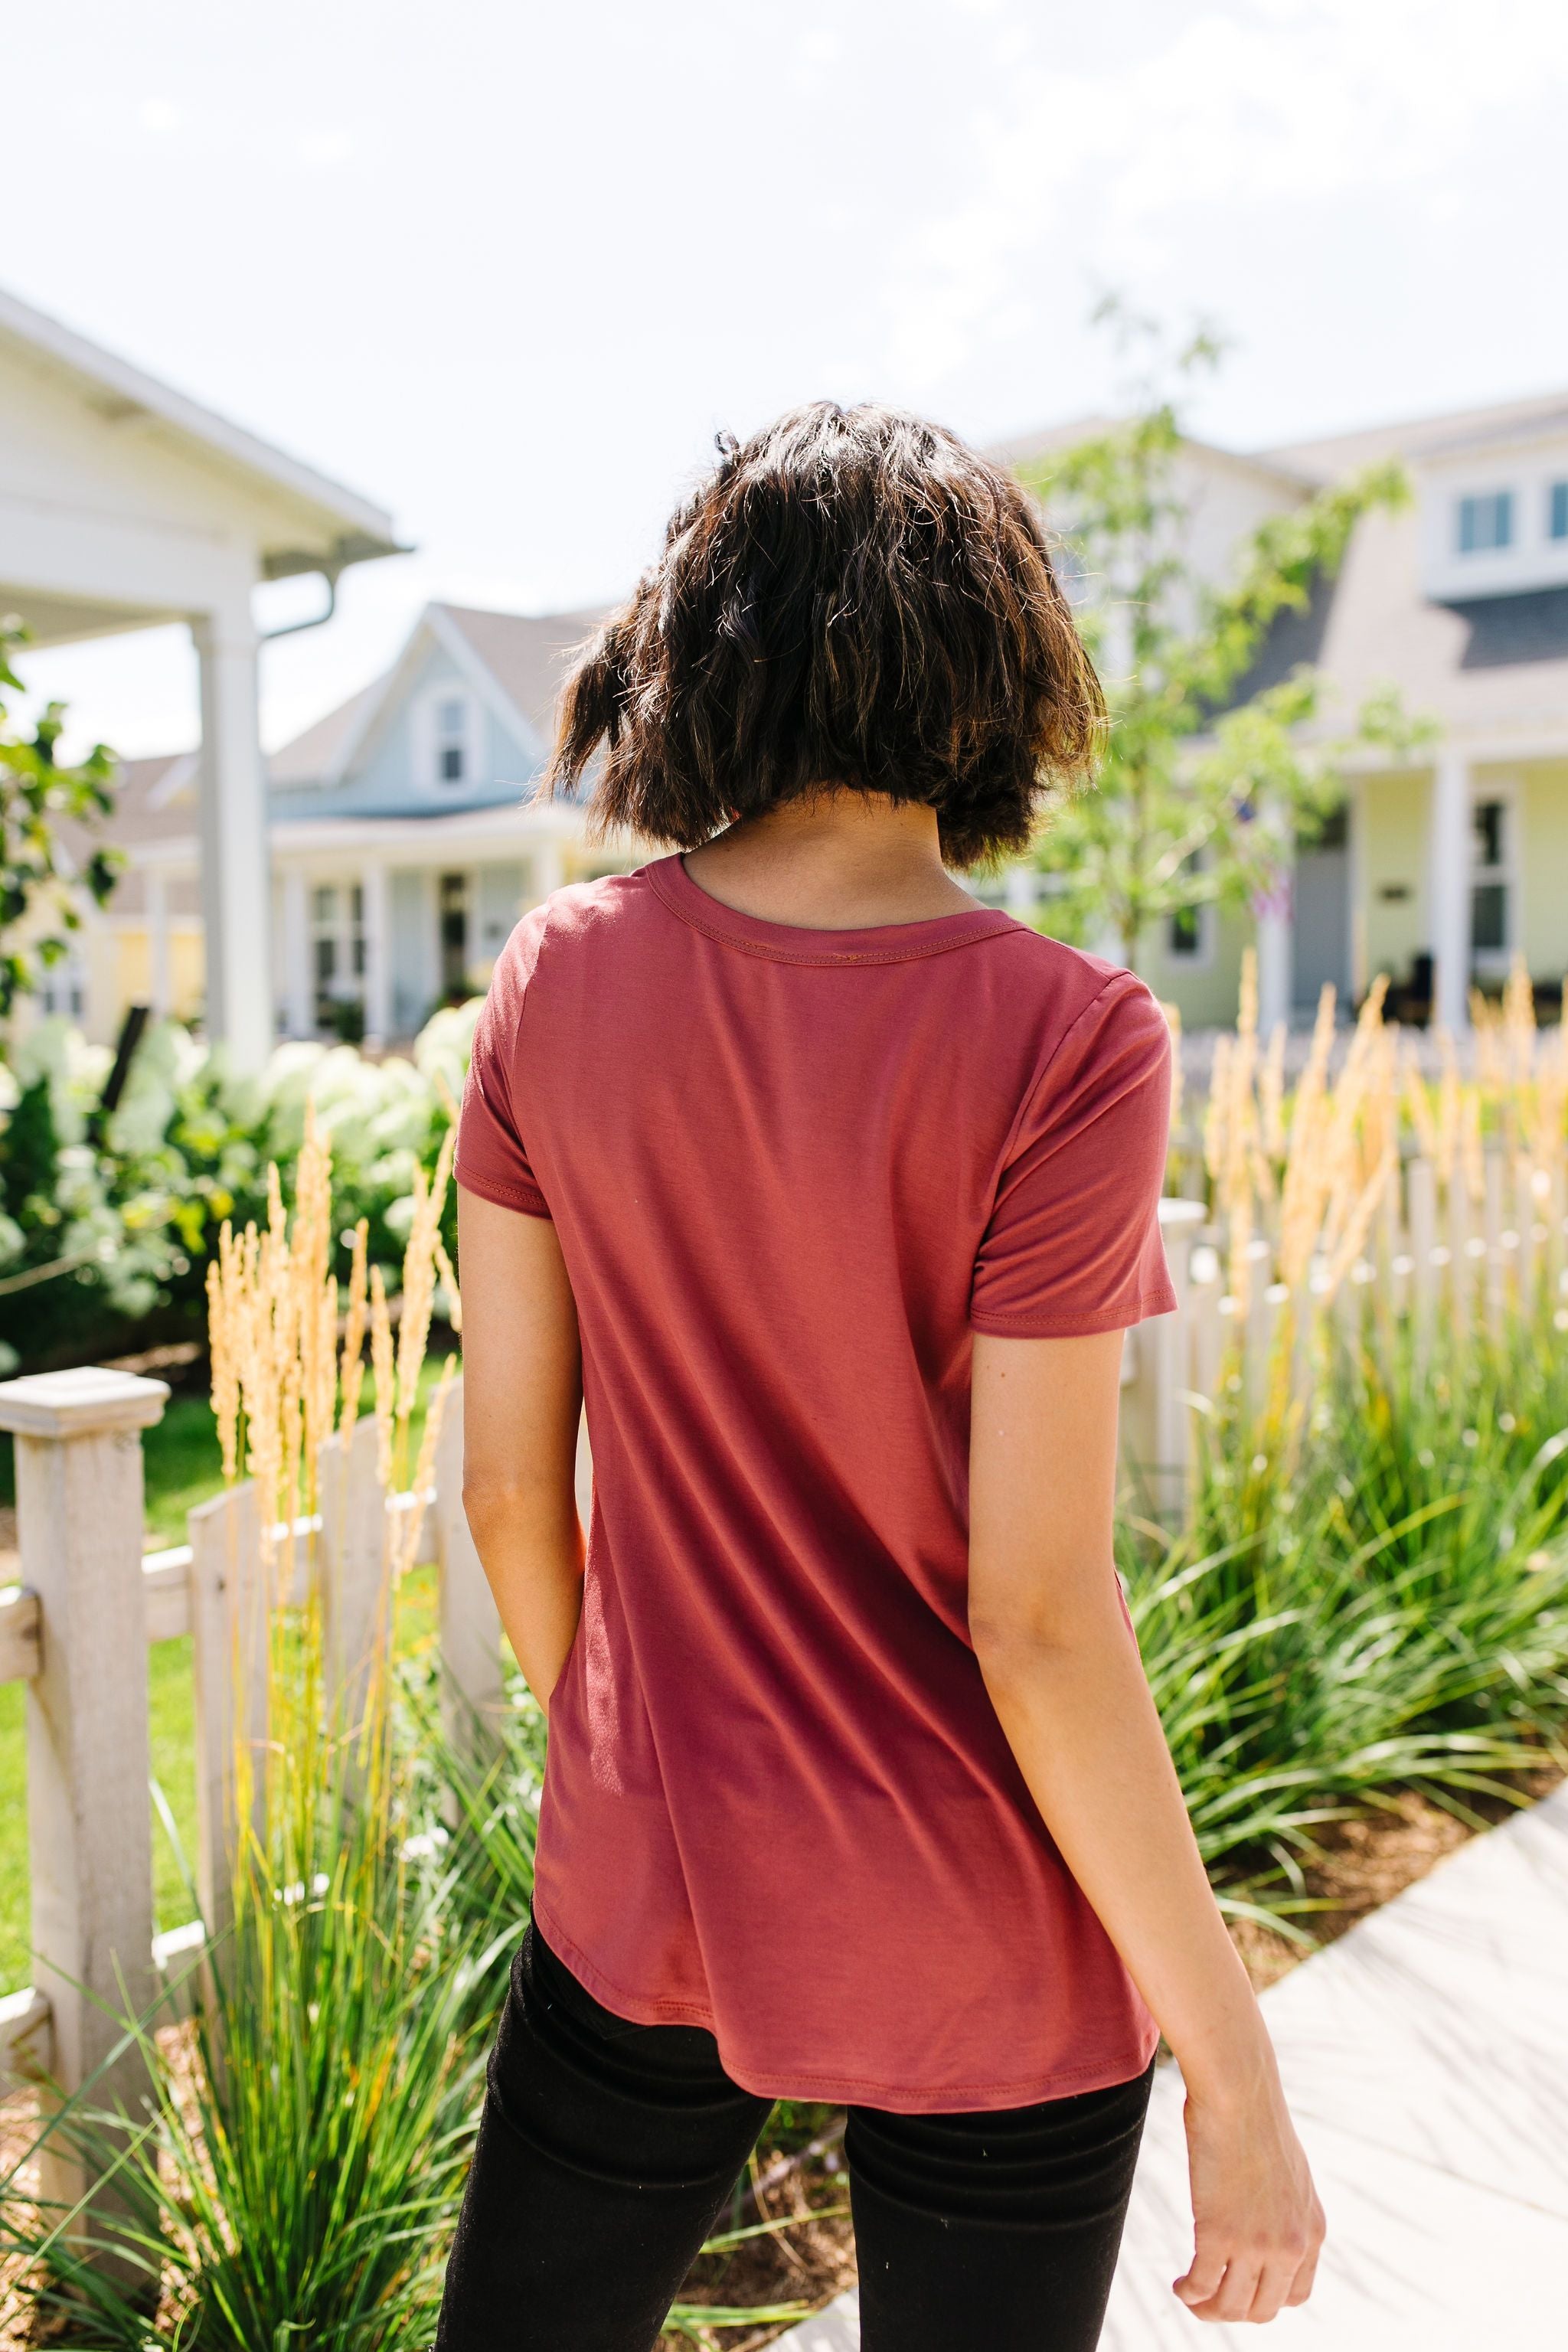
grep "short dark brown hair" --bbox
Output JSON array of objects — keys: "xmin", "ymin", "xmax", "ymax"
[{"xmin": 548, "ymin": 400, "xmax": 1103, "ymax": 867}]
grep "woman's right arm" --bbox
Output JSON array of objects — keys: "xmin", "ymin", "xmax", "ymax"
[
  {"xmin": 969, "ymin": 1325, "xmax": 1325, "ymax": 2328},
  {"xmin": 456, "ymin": 1185, "xmax": 586, "ymax": 1710}
]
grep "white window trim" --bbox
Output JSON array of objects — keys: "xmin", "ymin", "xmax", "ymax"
[
  {"xmin": 1468, "ymin": 774, "xmax": 1521, "ymax": 980},
  {"xmin": 1455, "ymin": 487, "xmax": 1514, "ymax": 557},
  {"xmin": 416, "ymin": 684, "xmax": 485, "ymax": 793},
  {"xmin": 309, "ymin": 877, "xmax": 367, "ymax": 1011}
]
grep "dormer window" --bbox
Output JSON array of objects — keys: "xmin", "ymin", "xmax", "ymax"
[
  {"xmin": 435, "ymin": 694, "xmax": 469, "ymax": 784},
  {"xmin": 1455, "ymin": 491, "xmax": 1513, "ymax": 554},
  {"xmin": 1550, "ymin": 482, "xmax": 1568, "ymax": 542}
]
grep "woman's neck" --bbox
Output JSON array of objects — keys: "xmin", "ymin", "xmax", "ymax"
[{"xmin": 681, "ymin": 789, "xmax": 978, "ymax": 932}]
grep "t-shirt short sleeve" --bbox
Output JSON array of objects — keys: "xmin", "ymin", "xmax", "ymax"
[
  {"xmin": 970, "ymin": 972, "xmax": 1177, "ymax": 1338},
  {"xmin": 454, "ymin": 905, "xmax": 553, "ymax": 1219}
]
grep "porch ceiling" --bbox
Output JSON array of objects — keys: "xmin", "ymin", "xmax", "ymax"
[{"xmin": 0, "ymin": 581, "xmax": 179, "ymax": 648}]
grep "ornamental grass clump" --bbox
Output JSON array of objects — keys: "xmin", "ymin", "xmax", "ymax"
[
  {"xmin": 1131, "ymin": 952, "xmax": 1568, "ymax": 1928},
  {"xmin": 3, "ymin": 1114, "xmax": 482, "ymax": 2350}
]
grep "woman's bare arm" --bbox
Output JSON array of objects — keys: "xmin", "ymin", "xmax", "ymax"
[
  {"xmin": 456, "ymin": 1187, "xmax": 586, "ymax": 1710},
  {"xmin": 969, "ymin": 1328, "xmax": 1324, "ymax": 2327}
]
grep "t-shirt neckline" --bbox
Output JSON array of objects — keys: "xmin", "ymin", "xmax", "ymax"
[{"xmin": 644, "ymin": 852, "xmax": 1022, "ymax": 968}]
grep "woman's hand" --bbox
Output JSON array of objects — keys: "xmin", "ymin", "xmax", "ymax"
[{"xmin": 1174, "ymin": 2067, "xmax": 1325, "ymax": 2323}]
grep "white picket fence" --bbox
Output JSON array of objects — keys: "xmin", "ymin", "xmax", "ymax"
[
  {"xmin": 0, "ymin": 1158, "xmax": 1563, "ymax": 2218},
  {"xmin": 0, "ymin": 1370, "xmax": 548, "ymax": 2230}
]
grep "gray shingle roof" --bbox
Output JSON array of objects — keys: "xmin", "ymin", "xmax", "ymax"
[{"xmin": 436, "ymin": 603, "xmax": 607, "ymax": 750}]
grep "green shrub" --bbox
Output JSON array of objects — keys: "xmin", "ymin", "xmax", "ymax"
[{"xmin": 0, "ymin": 1004, "xmax": 475, "ymax": 1373}]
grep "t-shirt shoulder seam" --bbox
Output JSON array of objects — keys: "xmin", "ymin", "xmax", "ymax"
[{"xmin": 993, "ymin": 965, "xmax": 1135, "ymax": 1172}]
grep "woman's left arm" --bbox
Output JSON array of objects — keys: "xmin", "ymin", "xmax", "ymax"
[{"xmin": 456, "ymin": 1185, "xmax": 586, "ymax": 1710}]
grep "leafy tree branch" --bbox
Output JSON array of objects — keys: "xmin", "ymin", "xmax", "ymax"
[{"xmin": 0, "ymin": 620, "xmax": 122, "ymax": 1020}]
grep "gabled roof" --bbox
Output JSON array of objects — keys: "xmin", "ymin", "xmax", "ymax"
[
  {"xmin": 267, "ymin": 600, "xmax": 611, "ymax": 790},
  {"xmin": 1260, "ymin": 387, "xmax": 1568, "ymax": 482},
  {"xmin": 990, "ymin": 390, "xmax": 1568, "ymax": 732},
  {"xmin": 109, "ymin": 751, "xmax": 198, "ymax": 841},
  {"xmin": 0, "ymin": 283, "xmax": 403, "ymax": 575},
  {"xmin": 988, "ymin": 414, "xmax": 1313, "ymax": 494},
  {"xmin": 438, "ymin": 604, "xmax": 606, "ymax": 750},
  {"xmin": 266, "ymin": 680, "xmax": 384, "ymax": 787}
]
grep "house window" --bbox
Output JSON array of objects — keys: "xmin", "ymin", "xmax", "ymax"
[
  {"xmin": 37, "ymin": 949, "xmax": 87, "ymax": 1021},
  {"xmin": 311, "ymin": 882, "xmax": 365, "ymax": 1024},
  {"xmin": 1168, "ymin": 905, "xmax": 1204, "ymax": 958},
  {"xmin": 434, "ymin": 695, "xmax": 469, "ymax": 785},
  {"xmin": 1455, "ymin": 491, "xmax": 1514, "ymax": 554},
  {"xmin": 1167, "ymin": 851, "xmax": 1210, "ymax": 962},
  {"xmin": 1550, "ymin": 482, "xmax": 1568, "ymax": 542},
  {"xmin": 1470, "ymin": 797, "xmax": 1512, "ymax": 967}
]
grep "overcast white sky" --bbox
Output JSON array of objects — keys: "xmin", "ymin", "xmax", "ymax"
[{"xmin": 9, "ymin": 0, "xmax": 1568, "ymax": 757}]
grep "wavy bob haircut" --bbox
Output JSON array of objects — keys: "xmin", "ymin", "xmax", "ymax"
[{"xmin": 549, "ymin": 400, "xmax": 1103, "ymax": 868}]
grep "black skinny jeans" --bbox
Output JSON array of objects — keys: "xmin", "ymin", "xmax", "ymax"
[{"xmin": 436, "ymin": 1922, "xmax": 1154, "ymax": 2352}]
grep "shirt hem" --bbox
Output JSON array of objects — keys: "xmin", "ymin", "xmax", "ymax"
[
  {"xmin": 454, "ymin": 1161, "xmax": 553, "ymax": 1219},
  {"xmin": 530, "ymin": 1896, "xmax": 1162, "ymax": 2112},
  {"xmin": 969, "ymin": 1283, "xmax": 1179, "ymax": 1338}
]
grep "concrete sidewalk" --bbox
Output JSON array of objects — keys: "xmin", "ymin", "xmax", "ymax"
[{"xmin": 771, "ymin": 1781, "xmax": 1568, "ymax": 2351}]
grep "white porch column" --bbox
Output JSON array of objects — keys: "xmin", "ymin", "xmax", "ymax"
[
  {"xmin": 146, "ymin": 866, "xmax": 171, "ymax": 1017},
  {"xmin": 280, "ymin": 867, "xmax": 312, "ymax": 1039},
  {"xmin": 192, "ymin": 607, "xmax": 273, "ymax": 1069},
  {"xmin": 361, "ymin": 861, "xmax": 391, "ymax": 1047},
  {"xmin": 531, "ymin": 837, "xmax": 566, "ymax": 901},
  {"xmin": 1429, "ymin": 748, "xmax": 1472, "ymax": 1034},
  {"xmin": 1004, "ymin": 864, "xmax": 1038, "ymax": 920},
  {"xmin": 1253, "ymin": 797, "xmax": 1295, "ymax": 1033},
  {"xmin": 1254, "ymin": 879, "xmax": 1295, "ymax": 1032}
]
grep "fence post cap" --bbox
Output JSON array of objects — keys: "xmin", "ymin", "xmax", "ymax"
[
  {"xmin": 0, "ymin": 1366, "xmax": 171, "ymax": 1439},
  {"xmin": 1158, "ymin": 1197, "xmax": 1208, "ymax": 1230}
]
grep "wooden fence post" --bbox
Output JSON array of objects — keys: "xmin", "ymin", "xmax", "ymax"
[
  {"xmin": 0, "ymin": 1367, "xmax": 168, "ymax": 2235},
  {"xmin": 318, "ymin": 1415, "xmax": 393, "ymax": 1746},
  {"xmin": 188, "ymin": 1481, "xmax": 266, "ymax": 1944},
  {"xmin": 1482, "ymin": 1148, "xmax": 1508, "ymax": 1339},
  {"xmin": 1408, "ymin": 1156, "xmax": 1438, "ymax": 1375},
  {"xmin": 433, "ymin": 1377, "xmax": 506, "ymax": 1764},
  {"xmin": 1119, "ymin": 1199, "xmax": 1206, "ymax": 1520}
]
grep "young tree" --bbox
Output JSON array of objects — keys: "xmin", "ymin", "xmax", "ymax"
[
  {"xmin": 0, "ymin": 620, "xmax": 121, "ymax": 1018},
  {"xmin": 1016, "ymin": 321, "xmax": 1425, "ymax": 973}
]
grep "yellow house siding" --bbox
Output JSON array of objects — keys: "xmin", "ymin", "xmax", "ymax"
[
  {"xmin": 1358, "ymin": 768, "xmax": 1431, "ymax": 988},
  {"xmin": 106, "ymin": 923, "xmax": 206, "ymax": 1034},
  {"xmin": 1137, "ymin": 907, "xmax": 1248, "ymax": 1027},
  {"xmin": 1520, "ymin": 765, "xmax": 1568, "ymax": 983}
]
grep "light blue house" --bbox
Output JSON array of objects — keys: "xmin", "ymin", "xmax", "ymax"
[{"xmin": 266, "ymin": 600, "xmax": 629, "ymax": 1042}]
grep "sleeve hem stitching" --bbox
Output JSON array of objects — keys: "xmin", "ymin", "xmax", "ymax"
[{"xmin": 969, "ymin": 1285, "xmax": 1177, "ymax": 1337}]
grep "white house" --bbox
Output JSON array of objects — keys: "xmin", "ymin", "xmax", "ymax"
[
  {"xmin": 0, "ymin": 283, "xmax": 405, "ymax": 1066},
  {"xmin": 80, "ymin": 600, "xmax": 626, "ymax": 1048},
  {"xmin": 267, "ymin": 599, "xmax": 626, "ymax": 1042},
  {"xmin": 997, "ymin": 390, "xmax": 1568, "ymax": 1032}
]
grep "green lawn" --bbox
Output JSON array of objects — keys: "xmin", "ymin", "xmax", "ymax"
[{"xmin": 1, "ymin": 1367, "xmax": 449, "ymax": 1996}]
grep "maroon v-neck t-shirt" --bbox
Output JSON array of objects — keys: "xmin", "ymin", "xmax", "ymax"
[{"xmin": 456, "ymin": 854, "xmax": 1176, "ymax": 2111}]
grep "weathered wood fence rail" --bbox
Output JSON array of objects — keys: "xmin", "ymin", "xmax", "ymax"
[{"xmin": 0, "ymin": 1156, "xmax": 1563, "ymax": 2189}]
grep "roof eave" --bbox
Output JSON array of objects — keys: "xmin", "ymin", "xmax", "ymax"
[{"xmin": 0, "ymin": 282, "xmax": 403, "ymax": 563}]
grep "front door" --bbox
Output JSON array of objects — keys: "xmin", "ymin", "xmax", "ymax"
[
  {"xmin": 1293, "ymin": 807, "xmax": 1351, "ymax": 1011},
  {"xmin": 439, "ymin": 872, "xmax": 471, "ymax": 1001}
]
